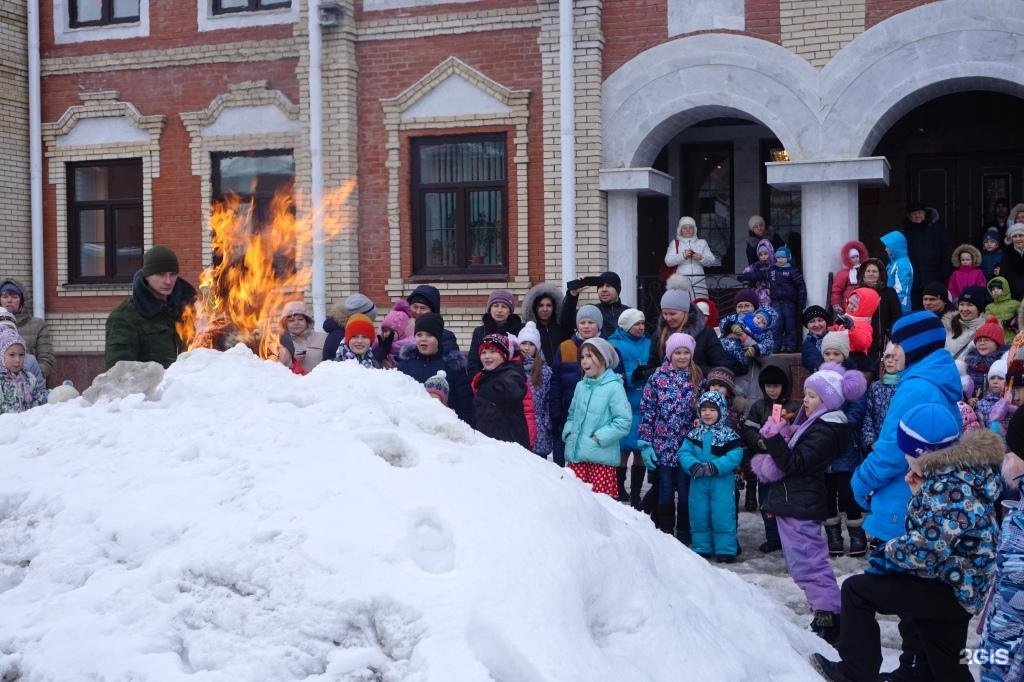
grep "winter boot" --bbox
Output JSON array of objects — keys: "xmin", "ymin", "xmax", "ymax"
[
  {"xmin": 629, "ymin": 466, "xmax": 645, "ymax": 510},
  {"xmin": 744, "ymin": 475, "xmax": 758, "ymax": 512},
  {"xmin": 615, "ymin": 466, "xmax": 628, "ymax": 502},
  {"xmin": 824, "ymin": 517, "xmax": 844, "ymax": 557},
  {"xmin": 809, "ymin": 654, "xmax": 856, "ymax": 682},
  {"xmin": 675, "ymin": 504, "xmax": 692, "ymax": 546},
  {"xmin": 846, "ymin": 518, "xmax": 868, "ymax": 557},
  {"xmin": 811, "ymin": 610, "xmax": 841, "ymax": 645}
]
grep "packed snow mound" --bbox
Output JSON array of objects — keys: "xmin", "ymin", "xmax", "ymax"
[{"xmin": 0, "ymin": 347, "xmax": 825, "ymax": 680}]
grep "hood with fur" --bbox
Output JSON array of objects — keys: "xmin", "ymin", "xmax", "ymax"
[
  {"xmin": 915, "ymin": 428, "xmax": 1004, "ymax": 476},
  {"xmin": 521, "ymin": 282, "xmax": 563, "ymax": 324},
  {"xmin": 951, "ymin": 243, "xmax": 982, "ymax": 268},
  {"xmin": 839, "ymin": 240, "xmax": 868, "ymax": 269}
]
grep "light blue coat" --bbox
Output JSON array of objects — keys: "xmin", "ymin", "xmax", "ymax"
[
  {"xmin": 851, "ymin": 349, "xmax": 961, "ymax": 540},
  {"xmin": 562, "ymin": 368, "xmax": 632, "ymax": 466},
  {"xmin": 609, "ymin": 328, "xmax": 651, "ymax": 451},
  {"xmin": 881, "ymin": 230, "xmax": 914, "ymax": 313}
]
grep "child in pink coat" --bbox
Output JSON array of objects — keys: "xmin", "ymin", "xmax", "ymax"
[{"xmin": 947, "ymin": 244, "xmax": 987, "ymax": 303}]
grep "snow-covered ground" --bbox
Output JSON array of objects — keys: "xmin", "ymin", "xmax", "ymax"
[{"xmin": 0, "ymin": 347, "xmax": 974, "ymax": 680}]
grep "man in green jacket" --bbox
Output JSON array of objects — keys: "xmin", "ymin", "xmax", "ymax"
[{"xmin": 104, "ymin": 246, "xmax": 197, "ymax": 369}]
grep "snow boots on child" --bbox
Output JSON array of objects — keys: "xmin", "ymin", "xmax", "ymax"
[
  {"xmin": 846, "ymin": 518, "xmax": 867, "ymax": 557},
  {"xmin": 811, "ymin": 610, "xmax": 841, "ymax": 645},
  {"xmin": 825, "ymin": 518, "xmax": 844, "ymax": 556},
  {"xmin": 825, "ymin": 517, "xmax": 867, "ymax": 557},
  {"xmin": 629, "ymin": 466, "xmax": 645, "ymax": 510}
]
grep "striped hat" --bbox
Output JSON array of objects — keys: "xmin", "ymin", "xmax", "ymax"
[
  {"xmin": 897, "ymin": 403, "xmax": 961, "ymax": 457},
  {"xmin": 890, "ymin": 311, "xmax": 946, "ymax": 366}
]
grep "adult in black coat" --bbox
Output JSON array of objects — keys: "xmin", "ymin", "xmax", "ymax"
[
  {"xmin": 855, "ymin": 258, "xmax": 903, "ymax": 369},
  {"xmin": 406, "ymin": 284, "xmax": 460, "ymax": 355},
  {"xmin": 397, "ymin": 313, "xmax": 473, "ymax": 425},
  {"xmin": 558, "ymin": 271, "xmax": 629, "ymax": 339},
  {"xmin": 466, "ymin": 289, "xmax": 523, "ymax": 377},
  {"xmin": 901, "ymin": 203, "xmax": 949, "ymax": 309},
  {"xmin": 471, "ymin": 356, "xmax": 530, "ymax": 448},
  {"xmin": 521, "ymin": 282, "xmax": 566, "ymax": 363},
  {"xmin": 1000, "ymin": 223, "xmax": 1024, "ymax": 300},
  {"xmin": 745, "ymin": 215, "xmax": 785, "ymax": 267}
]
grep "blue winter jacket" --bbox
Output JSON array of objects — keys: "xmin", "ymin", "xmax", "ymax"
[
  {"xmin": 801, "ymin": 330, "xmax": 825, "ymax": 373},
  {"xmin": 851, "ymin": 349, "xmax": 961, "ymax": 540},
  {"xmin": 827, "ymin": 393, "xmax": 867, "ymax": 473},
  {"xmin": 561, "ymin": 368, "xmax": 632, "ymax": 466},
  {"xmin": 678, "ymin": 430, "xmax": 744, "ymax": 476},
  {"xmin": 881, "ymin": 231, "xmax": 914, "ymax": 313},
  {"xmin": 609, "ymin": 328, "xmax": 652, "ymax": 451}
]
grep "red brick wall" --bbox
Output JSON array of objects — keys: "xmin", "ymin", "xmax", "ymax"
[
  {"xmin": 602, "ymin": 0, "xmax": 668, "ymax": 80},
  {"xmin": 355, "ymin": 28, "xmax": 544, "ymax": 306},
  {"xmin": 746, "ymin": 0, "xmax": 781, "ymax": 45},
  {"xmin": 865, "ymin": 0, "xmax": 939, "ymax": 28},
  {"xmin": 42, "ymin": 59, "xmax": 300, "ymax": 314},
  {"xmin": 354, "ymin": 0, "xmax": 535, "ymax": 20}
]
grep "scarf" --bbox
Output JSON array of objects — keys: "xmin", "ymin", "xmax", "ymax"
[
  {"xmin": 881, "ymin": 370, "xmax": 901, "ymax": 386},
  {"xmin": 786, "ymin": 405, "xmax": 847, "ymax": 448},
  {"xmin": 687, "ymin": 391, "xmax": 740, "ymax": 448},
  {"xmin": 7, "ymin": 369, "xmax": 34, "ymax": 408}
]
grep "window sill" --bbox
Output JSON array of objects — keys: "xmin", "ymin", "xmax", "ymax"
[
  {"xmin": 198, "ymin": 0, "xmax": 298, "ymax": 31},
  {"xmin": 409, "ymin": 272, "xmax": 509, "ymax": 283},
  {"xmin": 60, "ymin": 281, "xmax": 133, "ymax": 297}
]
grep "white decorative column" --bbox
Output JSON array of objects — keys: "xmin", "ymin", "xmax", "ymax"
[
  {"xmin": 766, "ymin": 157, "xmax": 890, "ymax": 307},
  {"xmin": 599, "ymin": 168, "xmax": 673, "ymax": 307}
]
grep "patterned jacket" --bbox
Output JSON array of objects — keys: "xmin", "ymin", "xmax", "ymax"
[
  {"xmin": 719, "ymin": 308, "xmax": 777, "ymax": 369},
  {"xmin": 981, "ymin": 503, "xmax": 1024, "ymax": 681},
  {"xmin": 0, "ymin": 367, "xmax": 48, "ymax": 414},
  {"xmin": 638, "ymin": 361, "xmax": 697, "ymax": 466},
  {"xmin": 977, "ymin": 391, "xmax": 1002, "ymax": 428},
  {"xmin": 861, "ymin": 377, "xmax": 898, "ymax": 452},
  {"xmin": 867, "ymin": 429, "xmax": 1003, "ymax": 614},
  {"xmin": 522, "ymin": 355, "xmax": 554, "ymax": 457}
]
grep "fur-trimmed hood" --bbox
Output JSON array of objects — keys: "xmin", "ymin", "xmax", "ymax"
[
  {"xmin": 839, "ymin": 240, "xmax": 868, "ymax": 269},
  {"xmin": 521, "ymin": 282, "xmax": 563, "ymax": 324},
  {"xmin": 951, "ymin": 243, "xmax": 982, "ymax": 268},
  {"xmin": 915, "ymin": 428, "xmax": 1005, "ymax": 475}
]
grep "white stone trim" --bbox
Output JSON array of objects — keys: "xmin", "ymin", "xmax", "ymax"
[
  {"xmin": 53, "ymin": 0, "xmax": 150, "ymax": 44},
  {"xmin": 42, "ymin": 91, "xmax": 165, "ymax": 296},
  {"xmin": 380, "ymin": 57, "xmax": 531, "ymax": 299},
  {"xmin": 821, "ymin": 0, "xmax": 1024, "ymax": 156},
  {"xmin": 602, "ymin": 33, "xmax": 820, "ymax": 168},
  {"xmin": 667, "ymin": 0, "xmax": 743, "ymax": 37},
  {"xmin": 766, "ymin": 157, "xmax": 890, "ymax": 190},
  {"xmin": 598, "ymin": 168, "xmax": 673, "ymax": 196},
  {"xmin": 180, "ymin": 81, "xmax": 307, "ymax": 262},
  {"xmin": 196, "ymin": 0, "xmax": 299, "ymax": 31}
]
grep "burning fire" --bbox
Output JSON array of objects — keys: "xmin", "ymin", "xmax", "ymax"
[{"xmin": 177, "ymin": 180, "xmax": 354, "ymax": 359}]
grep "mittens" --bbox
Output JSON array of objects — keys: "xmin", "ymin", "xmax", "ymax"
[
  {"xmin": 688, "ymin": 463, "xmax": 706, "ymax": 478},
  {"xmin": 759, "ymin": 417, "xmax": 786, "ymax": 439},
  {"xmin": 638, "ymin": 440, "xmax": 658, "ymax": 471},
  {"xmin": 744, "ymin": 346, "xmax": 758, "ymax": 358}
]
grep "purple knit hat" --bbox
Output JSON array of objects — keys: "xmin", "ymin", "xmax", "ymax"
[
  {"xmin": 804, "ymin": 362, "xmax": 867, "ymax": 411},
  {"xmin": 733, "ymin": 289, "xmax": 760, "ymax": 309}
]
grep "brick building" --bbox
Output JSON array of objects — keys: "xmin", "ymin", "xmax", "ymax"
[{"xmin": 2, "ymin": 0, "xmax": 1024, "ymax": 387}]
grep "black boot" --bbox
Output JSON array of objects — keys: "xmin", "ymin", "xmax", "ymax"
[
  {"xmin": 811, "ymin": 610, "xmax": 841, "ymax": 645},
  {"xmin": 847, "ymin": 518, "xmax": 867, "ymax": 557},
  {"xmin": 675, "ymin": 504, "xmax": 691, "ymax": 546},
  {"xmin": 629, "ymin": 467, "xmax": 645, "ymax": 510},
  {"xmin": 615, "ymin": 466, "xmax": 628, "ymax": 502},
  {"xmin": 824, "ymin": 518, "xmax": 844, "ymax": 557},
  {"xmin": 744, "ymin": 476, "xmax": 758, "ymax": 512},
  {"xmin": 809, "ymin": 654, "xmax": 855, "ymax": 682}
]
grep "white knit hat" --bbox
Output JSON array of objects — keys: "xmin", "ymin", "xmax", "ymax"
[
  {"xmin": 617, "ymin": 308, "xmax": 645, "ymax": 332},
  {"xmin": 989, "ymin": 357, "xmax": 1008, "ymax": 380},
  {"xmin": 517, "ymin": 320, "xmax": 541, "ymax": 348}
]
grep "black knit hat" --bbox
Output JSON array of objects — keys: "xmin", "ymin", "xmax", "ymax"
[
  {"xmin": 922, "ymin": 281, "xmax": 950, "ymax": 304},
  {"xmin": 959, "ymin": 286, "xmax": 992, "ymax": 310},
  {"xmin": 802, "ymin": 305, "xmax": 832, "ymax": 327},
  {"xmin": 758, "ymin": 363, "xmax": 791, "ymax": 398},
  {"xmin": 596, "ymin": 271, "xmax": 622, "ymax": 294},
  {"xmin": 414, "ymin": 312, "xmax": 444, "ymax": 342}
]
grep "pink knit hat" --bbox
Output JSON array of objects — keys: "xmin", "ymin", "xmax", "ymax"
[{"xmin": 665, "ymin": 332, "xmax": 696, "ymax": 359}]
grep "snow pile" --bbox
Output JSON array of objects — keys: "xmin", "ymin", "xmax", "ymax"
[{"xmin": 0, "ymin": 347, "xmax": 825, "ymax": 680}]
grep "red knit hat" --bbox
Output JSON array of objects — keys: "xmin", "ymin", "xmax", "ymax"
[
  {"xmin": 345, "ymin": 313, "xmax": 375, "ymax": 344},
  {"xmin": 974, "ymin": 316, "xmax": 1004, "ymax": 346}
]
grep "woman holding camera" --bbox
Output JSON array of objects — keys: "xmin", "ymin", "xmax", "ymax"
[{"xmin": 664, "ymin": 216, "xmax": 718, "ymax": 298}]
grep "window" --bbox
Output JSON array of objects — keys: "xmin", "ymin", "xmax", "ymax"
[
  {"xmin": 212, "ymin": 0, "xmax": 290, "ymax": 14},
  {"xmin": 682, "ymin": 144, "xmax": 733, "ymax": 272},
  {"xmin": 212, "ymin": 150, "xmax": 295, "ymax": 227},
  {"xmin": 67, "ymin": 160, "xmax": 144, "ymax": 283},
  {"xmin": 761, "ymin": 141, "xmax": 802, "ymax": 269},
  {"xmin": 69, "ymin": 0, "xmax": 140, "ymax": 28},
  {"xmin": 411, "ymin": 134, "xmax": 508, "ymax": 275}
]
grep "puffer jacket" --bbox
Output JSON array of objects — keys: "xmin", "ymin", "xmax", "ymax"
[
  {"xmin": 980, "ymin": 503, "xmax": 1024, "ymax": 681},
  {"xmin": 284, "ymin": 327, "xmax": 328, "ymax": 374},
  {"xmin": 638, "ymin": 361, "xmax": 697, "ymax": 466},
  {"xmin": 767, "ymin": 264, "xmax": 806, "ymax": 307},
  {"xmin": 664, "ymin": 233, "xmax": 718, "ymax": 298},
  {"xmin": 522, "ymin": 355, "xmax": 553, "ymax": 456},
  {"xmin": 762, "ymin": 410, "xmax": 849, "ymax": 520},
  {"xmin": 739, "ymin": 238, "xmax": 775, "ymax": 308},
  {"xmin": 827, "ymin": 393, "xmax": 867, "ymax": 473},
  {"xmin": 467, "ymin": 313, "xmax": 524, "ymax": 377},
  {"xmin": 801, "ymin": 330, "xmax": 825, "ymax": 374},
  {"xmin": 471, "ymin": 360, "xmax": 530, "ymax": 448},
  {"xmin": 561, "ymin": 368, "xmax": 632, "ymax": 466},
  {"xmin": 829, "ymin": 240, "xmax": 869, "ymax": 311},
  {"xmin": 719, "ymin": 307, "xmax": 777, "ymax": 366},
  {"xmin": 609, "ymin": 328, "xmax": 652, "ymax": 451},
  {"xmin": 522, "ymin": 282, "xmax": 566, "ymax": 363},
  {"xmin": 1, "ymin": 277, "xmax": 54, "ymax": 378},
  {"xmin": 0, "ymin": 366, "xmax": 48, "ymax": 414},
  {"xmin": 948, "ymin": 244, "xmax": 987, "ymax": 301},
  {"xmin": 104, "ymin": 270, "xmax": 197, "ymax": 369},
  {"xmin": 842, "ymin": 286, "xmax": 880, "ymax": 356},
  {"xmin": 881, "ymin": 231, "xmax": 914, "ymax": 313},
  {"xmin": 397, "ymin": 345, "xmax": 473, "ymax": 425},
  {"xmin": 868, "ymin": 429, "xmax": 1002, "ymax": 615},
  {"xmin": 851, "ymin": 349, "xmax": 962, "ymax": 541},
  {"xmin": 985, "ymin": 276, "xmax": 1018, "ymax": 342},
  {"xmin": 552, "ymin": 333, "xmax": 586, "ymax": 421}
]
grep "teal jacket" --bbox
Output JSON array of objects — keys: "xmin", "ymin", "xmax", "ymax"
[
  {"xmin": 678, "ymin": 431, "xmax": 744, "ymax": 476},
  {"xmin": 562, "ymin": 368, "xmax": 632, "ymax": 466},
  {"xmin": 881, "ymin": 231, "xmax": 914, "ymax": 313}
]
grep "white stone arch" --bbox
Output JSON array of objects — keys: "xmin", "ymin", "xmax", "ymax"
[
  {"xmin": 603, "ymin": 33, "xmax": 820, "ymax": 167},
  {"xmin": 821, "ymin": 0, "xmax": 1024, "ymax": 157}
]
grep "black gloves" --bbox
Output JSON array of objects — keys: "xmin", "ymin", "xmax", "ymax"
[{"xmin": 632, "ymin": 365, "xmax": 652, "ymax": 385}]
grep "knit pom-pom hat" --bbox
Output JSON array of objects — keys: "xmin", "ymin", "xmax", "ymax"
[
  {"xmin": 974, "ymin": 316, "xmax": 1005, "ymax": 346},
  {"xmin": 517, "ymin": 320, "xmax": 541, "ymax": 348},
  {"xmin": 804, "ymin": 361, "xmax": 867, "ymax": 411},
  {"xmin": 424, "ymin": 370, "xmax": 450, "ymax": 405},
  {"xmin": 897, "ymin": 403, "xmax": 961, "ymax": 457},
  {"xmin": 480, "ymin": 332, "xmax": 512, "ymax": 361}
]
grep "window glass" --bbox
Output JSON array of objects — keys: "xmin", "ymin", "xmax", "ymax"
[
  {"xmin": 77, "ymin": 209, "xmax": 106, "ymax": 277},
  {"xmin": 112, "ymin": 0, "xmax": 139, "ymax": 19},
  {"xmin": 74, "ymin": 0, "xmax": 103, "ymax": 22},
  {"xmin": 68, "ymin": 159, "xmax": 143, "ymax": 282}
]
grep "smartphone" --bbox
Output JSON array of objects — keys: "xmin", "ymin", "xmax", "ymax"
[{"xmin": 771, "ymin": 404, "xmax": 783, "ymax": 422}]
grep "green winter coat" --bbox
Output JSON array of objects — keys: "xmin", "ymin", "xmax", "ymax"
[
  {"xmin": 0, "ymin": 277, "xmax": 54, "ymax": 379},
  {"xmin": 562, "ymin": 368, "xmax": 632, "ymax": 466},
  {"xmin": 984, "ymin": 276, "xmax": 1019, "ymax": 343},
  {"xmin": 104, "ymin": 271, "xmax": 197, "ymax": 369}
]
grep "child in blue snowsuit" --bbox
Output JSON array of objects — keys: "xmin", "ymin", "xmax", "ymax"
[
  {"xmin": 881, "ymin": 230, "xmax": 914, "ymax": 314},
  {"xmin": 679, "ymin": 390, "xmax": 743, "ymax": 562},
  {"xmin": 745, "ymin": 246, "xmax": 805, "ymax": 352}
]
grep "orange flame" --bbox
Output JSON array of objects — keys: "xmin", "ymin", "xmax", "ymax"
[{"xmin": 177, "ymin": 180, "xmax": 355, "ymax": 359}]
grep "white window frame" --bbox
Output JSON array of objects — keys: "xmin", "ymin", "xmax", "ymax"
[{"xmin": 53, "ymin": 0, "xmax": 150, "ymax": 44}]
